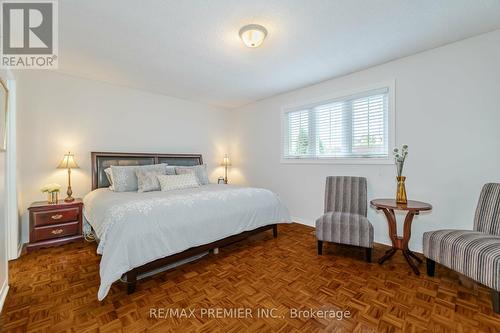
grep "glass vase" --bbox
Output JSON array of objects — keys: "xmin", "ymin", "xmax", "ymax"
[
  {"xmin": 396, "ymin": 176, "xmax": 407, "ymax": 204},
  {"xmin": 48, "ymin": 191, "xmax": 59, "ymax": 204}
]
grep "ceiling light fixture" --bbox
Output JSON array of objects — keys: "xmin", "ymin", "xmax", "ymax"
[{"xmin": 239, "ymin": 24, "xmax": 268, "ymax": 48}]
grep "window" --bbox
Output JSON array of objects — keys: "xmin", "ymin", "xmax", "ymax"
[{"xmin": 282, "ymin": 86, "xmax": 393, "ymax": 162}]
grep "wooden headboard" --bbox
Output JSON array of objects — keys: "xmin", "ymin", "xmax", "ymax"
[{"xmin": 91, "ymin": 152, "xmax": 203, "ymax": 190}]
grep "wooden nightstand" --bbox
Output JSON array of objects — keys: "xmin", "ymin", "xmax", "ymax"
[{"xmin": 27, "ymin": 198, "xmax": 84, "ymax": 251}]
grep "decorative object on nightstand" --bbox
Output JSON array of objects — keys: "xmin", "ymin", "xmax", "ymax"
[
  {"xmin": 220, "ymin": 154, "xmax": 231, "ymax": 184},
  {"xmin": 27, "ymin": 198, "xmax": 83, "ymax": 251},
  {"xmin": 217, "ymin": 177, "xmax": 225, "ymax": 184},
  {"xmin": 40, "ymin": 183, "xmax": 61, "ymax": 204},
  {"xmin": 393, "ymin": 144, "xmax": 408, "ymax": 204},
  {"xmin": 57, "ymin": 151, "xmax": 79, "ymax": 202}
]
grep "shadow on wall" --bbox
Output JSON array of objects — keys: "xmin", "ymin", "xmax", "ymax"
[
  {"xmin": 209, "ymin": 166, "xmax": 245, "ymax": 185},
  {"xmin": 227, "ymin": 168, "xmax": 246, "ymax": 185}
]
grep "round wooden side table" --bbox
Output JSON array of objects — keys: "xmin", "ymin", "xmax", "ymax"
[{"xmin": 370, "ymin": 199, "xmax": 432, "ymax": 275}]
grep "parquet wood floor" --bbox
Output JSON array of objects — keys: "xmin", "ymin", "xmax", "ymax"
[{"xmin": 2, "ymin": 223, "xmax": 500, "ymax": 332}]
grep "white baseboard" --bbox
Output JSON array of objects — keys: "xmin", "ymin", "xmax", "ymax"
[
  {"xmin": 292, "ymin": 217, "xmax": 315, "ymax": 227},
  {"xmin": 17, "ymin": 242, "xmax": 23, "ymax": 259},
  {"xmin": 0, "ymin": 281, "xmax": 9, "ymax": 313}
]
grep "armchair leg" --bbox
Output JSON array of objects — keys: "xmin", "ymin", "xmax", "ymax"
[
  {"xmin": 317, "ymin": 240, "xmax": 323, "ymax": 255},
  {"xmin": 365, "ymin": 248, "xmax": 372, "ymax": 263},
  {"xmin": 426, "ymin": 258, "xmax": 435, "ymax": 277},
  {"xmin": 492, "ymin": 290, "xmax": 500, "ymax": 314}
]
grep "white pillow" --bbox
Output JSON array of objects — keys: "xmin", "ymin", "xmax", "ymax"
[
  {"xmin": 157, "ymin": 174, "xmax": 200, "ymax": 191},
  {"xmin": 136, "ymin": 169, "xmax": 164, "ymax": 192},
  {"xmin": 104, "ymin": 168, "xmax": 114, "ymax": 190},
  {"xmin": 175, "ymin": 164, "xmax": 209, "ymax": 185},
  {"xmin": 110, "ymin": 164, "xmax": 167, "ymax": 192},
  {"xmin": 165, "ymin": 165, "xmax": 177, "ymax": 175}
]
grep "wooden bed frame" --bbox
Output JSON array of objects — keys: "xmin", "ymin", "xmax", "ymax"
[{"xmin": 90, "ymin": 152, "xmax": 278, "ymax": 294}]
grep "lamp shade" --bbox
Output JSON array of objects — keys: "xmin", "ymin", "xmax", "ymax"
[
  {"xmin": 57, "ymin": 152, "xmax": 79, "ymax": 169},
  {"xmin": 221, "ymin": 154, "xmax": 231, "ymax": 167}
]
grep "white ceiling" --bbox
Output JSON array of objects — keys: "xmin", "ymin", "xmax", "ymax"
[{"xmin": 59, "ymin": 0, "xmax": 500, "ymax": 109}]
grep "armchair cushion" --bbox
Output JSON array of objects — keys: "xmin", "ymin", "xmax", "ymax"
[
  {"xmin": 316, "ymin": 212, "xmax": 373, "ymax": 248},
  {"xmin": 423, "ymin": 229, "xmax": 500, "ymax": 291}
]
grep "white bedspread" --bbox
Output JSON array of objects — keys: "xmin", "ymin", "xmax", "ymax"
[{"xmin": 83, "ymin": 184, "xmax": 291, "ymax": 300}]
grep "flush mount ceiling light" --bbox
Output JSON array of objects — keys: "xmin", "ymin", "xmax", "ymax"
[{"xmin": 239, "ymin": 24, "xmax": 268, "ymax": 48}]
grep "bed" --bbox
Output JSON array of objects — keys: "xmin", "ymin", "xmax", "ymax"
[{"xmin": 84, "ymin": 152, "xmax": 291, "ymax": 300}]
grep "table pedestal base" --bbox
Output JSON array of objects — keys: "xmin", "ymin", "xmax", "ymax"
[
  {"xmin": 377, "ymin": 207, "xmax": 422, "ymax": 275},
  {"xmin": 378, "ymin": 248, "xmax": 422, "ymax": 275}
]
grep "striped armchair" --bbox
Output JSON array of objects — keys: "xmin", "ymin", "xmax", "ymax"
[
  {"xmin": 423, "ymin": 183, "xmax": 500, "ymax": 313},
  {"xmin": 316, "ymin": 176, "xmax": 374, "ymax": 262}
]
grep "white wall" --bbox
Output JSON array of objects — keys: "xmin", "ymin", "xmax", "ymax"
[
  {"xmin": 232, "ymin": 29, "xmax": 500, "ymax": 252},
  {"xmin": 0, "ymin": 129, "xmax": 6, "ymax": 311},
  {"xmin": 17, "ymin": 71, "xmax": 232, "ymax": 243},
  {"xmin": 0, "ymin": 69, "xmax": 14, "ymax": 311}
]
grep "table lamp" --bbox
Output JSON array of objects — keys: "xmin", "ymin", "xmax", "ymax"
[
  {"xmin": 57, "ymin": 151, "xmax": 79, "ymax": 202},
  {"xmin": 220, "ymin": 154, "xmax": 231, "ymax": 184}
]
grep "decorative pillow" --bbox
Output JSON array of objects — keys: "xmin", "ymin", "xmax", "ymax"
[
  {"xmin": 104, "ymin": 168, "xmax": 114, "ymax": 190},
  {"xmin": 158, "ymin": 174, "xmax": 200, "ymax": 191},
  {"xmin": 166, "ymin": 166, "xmax": 176, "ymax": 175},
  {"xmin": 175, "ymin": 164, "xmax": 209, "ymax": 185},
  {"xmin": 110, "ymin": 164, "xmax": 167, "ymax": 192},
  {"xmin": 136, "ymin": 169, "xmax": 164, "ymax": 192}
]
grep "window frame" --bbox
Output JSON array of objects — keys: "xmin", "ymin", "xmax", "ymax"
[{"xmin": 280, "ymin": 81, "xmax": 395, "ymax": 165}]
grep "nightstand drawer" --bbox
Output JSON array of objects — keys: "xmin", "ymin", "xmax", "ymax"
[
  {"xmin": 28, "ymin": 199, "xmax": 83, "ymax": 252},
  {"xmin": 33, "ymin": 221, "xmax": 79, "ymax": 241},
  {"xmin": 33, "ymin": 207, "xmax": 80, "ymax": 226}
]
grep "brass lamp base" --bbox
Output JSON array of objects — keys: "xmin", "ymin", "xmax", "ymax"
[{"xmin": 64, "ymin": 185, "xmax": 74, "ymax": 202}]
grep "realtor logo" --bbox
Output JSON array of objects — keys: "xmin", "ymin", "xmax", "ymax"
[{"xmin": 1, "ymin": 0, "xmax": 58, "ymax": 69}]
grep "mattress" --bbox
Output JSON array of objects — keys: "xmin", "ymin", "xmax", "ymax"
[{"xmin": 83, "ymin": 184, "xmax": 291, "ymax": 300}]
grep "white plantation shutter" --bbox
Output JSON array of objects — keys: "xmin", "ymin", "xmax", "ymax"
[
  {"xmin": 283, "ymin": 87, "xmax": 390, "ymax": 160},
  {"xmin": 284, "ymin": 110, "xmax": 310, "ymax": 157},
  {"xmin": 315, "ymin": 101, "xmax": 348, "ymax": 156},
  {"xmin": 351, "ymin": 93, "xmax": 388, "ymax": 156}
]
